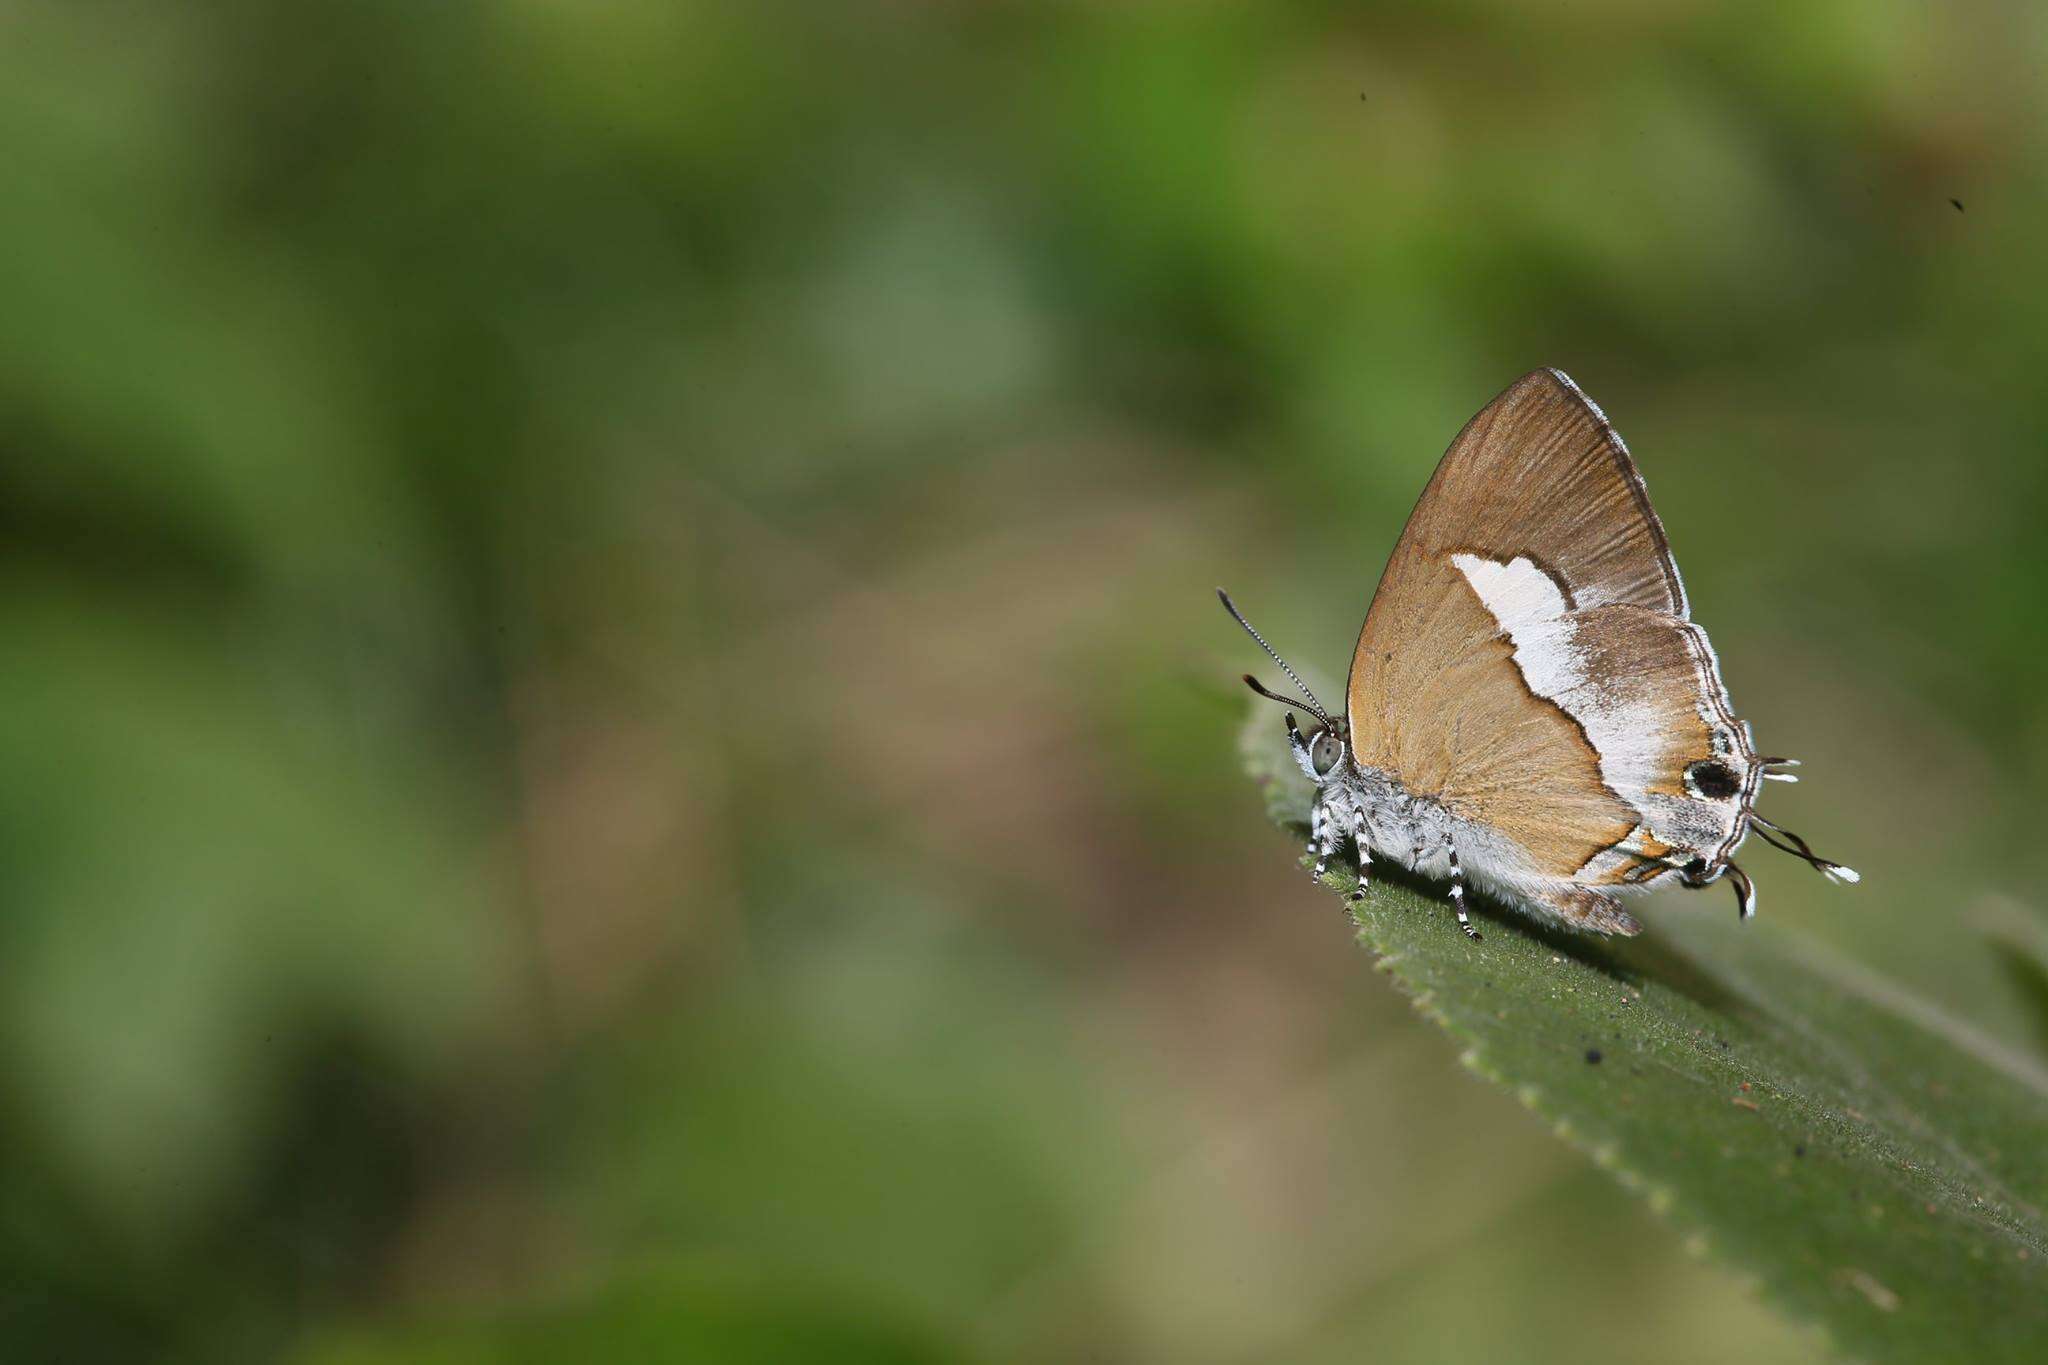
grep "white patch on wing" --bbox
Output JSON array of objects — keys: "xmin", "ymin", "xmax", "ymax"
[
  {"xmin": 1451, "ymin": 552, "xmax": 1587, "ymax": 722},
  {"xmin": 1450, "ymin": 552, "xmax": 1569, "ymax": 635},
  {"xmin": 1451, "ymin": 551, "xmax": 1723, "ymax": 851}
]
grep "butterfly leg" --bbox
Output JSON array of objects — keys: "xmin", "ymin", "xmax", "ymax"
[
  {"xmin": 1312, "ymin": 805, "xmax": 1343, "ymax": 882},
  {"xmin": 1348, "ymin": 810, "xmax": 1371, "ymax": 904},
  {"xmin": 1445, "ymin": 842, "xmax": 1481, "ymax": 942}
]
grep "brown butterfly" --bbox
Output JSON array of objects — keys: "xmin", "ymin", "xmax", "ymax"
[{"xmin": 1224, "ymin": 369, "xmax": 1854, "ymax": 940}]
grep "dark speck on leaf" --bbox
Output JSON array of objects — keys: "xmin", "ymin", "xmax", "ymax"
[
  {"xmin": 1951, "ymin": 198, "xmax": 1964, "ymax": 212},
  {"xmin": 1585, "ymin": 1048, "xmax": 1603, "ymax": 1064},
  {"xmin": 1794, "ymin": 1144, "xmax": 1807, "ymax": 1158}
]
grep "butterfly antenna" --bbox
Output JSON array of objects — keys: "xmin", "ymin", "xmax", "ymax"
[
  {"xmin": 1750, "ymin": 814, "xmax": 1860, "ymax": 884},
  {"xmin": 1243, "ymin": 674, "xmax": 1314, "ymax": 712},
  {"xmin": 1217, "ymin": 589, "xmax": 1333, "ymax": 727}
]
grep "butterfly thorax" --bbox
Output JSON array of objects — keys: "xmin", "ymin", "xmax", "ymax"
[{"xmin": 1312, "ymin": 756, "xmax": 1458, "ymax": 880}]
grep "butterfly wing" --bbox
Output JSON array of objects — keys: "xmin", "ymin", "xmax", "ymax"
[{"xmin": 1347, "ymin": 369, "xmax": 1754, "ymax": 892}]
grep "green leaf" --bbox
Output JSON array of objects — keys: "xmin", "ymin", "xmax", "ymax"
[{"xmin": 1241, "ymin": 709, "xmax": 2048, "ymax": 1363}]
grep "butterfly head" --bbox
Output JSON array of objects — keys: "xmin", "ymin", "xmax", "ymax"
[{"xmin": 1288, "ymin": 713, "xmax": 1350, "ymax": 784}]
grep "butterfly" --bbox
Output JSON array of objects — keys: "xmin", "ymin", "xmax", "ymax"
[{"xmin": 1223, "ymin": 369, "xmax": 1854, "ymax": 940}]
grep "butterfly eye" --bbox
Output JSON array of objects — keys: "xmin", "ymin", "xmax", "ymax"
[{"xmin": 1310, "ymin": 730, "xmax": 1344, "ymax": 777}]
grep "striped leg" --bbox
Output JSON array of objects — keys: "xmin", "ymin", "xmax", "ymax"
[
  {"xmin": 1446, "ymin": 842, "xmax": 1480, "ymax": 942},
  {"xmin": 1348, "ymin": 810, "xmax": 1371, "ymax": 903},
  {"xmin": 1312, "ymin": 805, "xmax": 1342, "ymax": 882}
]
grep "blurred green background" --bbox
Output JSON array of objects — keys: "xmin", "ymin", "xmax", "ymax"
[{"xmin": 4, "ymin": 0, "xmax": 2046, "ymax": 1360}]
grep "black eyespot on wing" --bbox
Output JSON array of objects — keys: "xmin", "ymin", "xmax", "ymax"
[
  {"xmin": 1686, "ymin": 759, "xmax": 1740, "ymax": 800},
  {"xmin": 1683, "ymin": 856, "xmax": 1708, "ymax": 878}
]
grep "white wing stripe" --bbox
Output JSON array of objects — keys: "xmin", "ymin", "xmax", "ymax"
[{"xmin": 1452, "ymin": 551, "xmax": 1680, "ymax": 819}]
